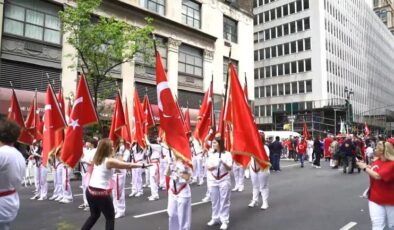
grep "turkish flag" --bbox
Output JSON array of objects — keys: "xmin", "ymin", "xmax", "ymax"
[
  {"xmin": 226, "ymin": 64, "xmax": 270, "ymax": 169},
  {"xmin": 217, "ymin": 101, "xmax": 231, "ymax": 151},
  {"xmin": 184, "ymin": 107, "xmax": 191, "ymax": 137},
  {"xmin": 8, "ymin": 89, "xmax": 32, "ymax": 145},
  {"xmin": 156, "ymin": 51, "xmax": 192, "ymax": 166},
  {"xmin": 54, "ymin": 88, "xmax": 65, "ymax": 153},
  {"xmin": 25, "ymin": 94, "xmax": 42, "ymax": 141},
  {"xmin": 193, "ymin": 81, "xmax": 214, "ymax": 146},
  {"xmin": 60, "ymin": 74, "xmax": 98, "ymax": 168},
  {"xmin": 142, "ymin": 95, "xmax": 155, "ymax": 136},
  {"xmin": 121, "ymin": 100, "xmax": 132, "ymax": 146},
  {"xmin": 109, "ymin": 93, "xmax": 126, "ymax": 146},
  {"xmin": 42, "ymin": 84, "xmax": 67, "ymax": 167},
  {"xmin": 303, "ymin": 121, "xmax": 310, "ymax": 140},
  {"xmin": 364, "ymin": 122, "xmax": 370, "ymax": 137},
  {"xmin": 65, "ymin": 99, "xmax": 72, "ymax": 123},
  {"xmin": 133, "ymin": 89, "xmax": 146, "ymax": 148}
]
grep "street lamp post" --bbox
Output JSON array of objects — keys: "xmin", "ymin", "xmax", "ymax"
[{"xmin": 344, "ymin": 86, "xmax": 354, "ymax": 133}]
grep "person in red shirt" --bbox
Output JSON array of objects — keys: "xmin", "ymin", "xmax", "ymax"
[
  {"xmin": 356, "ymin": 139, "xmax": 394, "ymax": 230},
  {"xmin": 324, "ymin": 135, "xmax": 333, "ymax": 161},
  {"xmin": 297, "ymin": 139, "xmax": 307, "ymax": 168}
]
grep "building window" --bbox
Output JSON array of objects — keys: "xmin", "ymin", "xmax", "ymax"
[
  {"xmin": 266, "ymin": 85, "xmax": 271, "ymax": 97},
  {"xmin": 260, "ymin": 86, "xmax": 265, "ymax": 97},
  {"xmin": 278, "ymin": 64, "xmax": 283, "ymax": 75},
  {"xmin": 304, "ymin": 17, "xmax": 310, "ymax": 30},
  {"xmin": 254, "ymin": 87, "xmax": 259, "ymax": 98},
  {"xmin": 178, "ymin": 44, "xmax": 203, "ymax": 77},
  {"xmin": 278, "ymin": 44, "xmax": 283, "ymax": 56},
  {"xmin": 284, "ymin": 43, "xmax": 290, "ymax": 55},
  {"xmin": 289, "ymin": 2, "xmax": 295, "ymax": 14},
  {"xmin": 283, "ymin": 4, "xmax": 289, "ymax": 16},
  {"xmin": 223, "ymin": 16, "xmax": 238, "ymax": 43},
  {"xmin": 292, "ymin": 82, "xmax": 298, "ymax": 94},
  {"xmin": 291, "ymin": 61, "xmax": 297, "ymax": 74},
  {"xmin": 272, "ymin": 84, "xmax": 278, "ymax": 96},
  {"xmin": 277, "ymin": 7, "xmax": 282, "ymax": 18},
  {"xmin": 285, "ymin": 83, "xmax": 290, "ymax": 95},
  {"xmin": 254, "ymin": 50, "xmax": 259, "ymax": 61},
  {"xmin": 278, "ymin": 84, "xmax": 284, "ymax": 95},
  {"xmin": 296, "ymin": 0, "xmax": 302, "ymax": 12},
  {"xmin": 291, "ymin": 41, "xmax": 296, "ymax": 53},
  {"xmin": 145, "ymin": 0, "xmax": 165, "ymax": 15},
  {"xmin": 265, "ymin": 30, "xmax": 270, "ymax": 40},
  {"xmin": 284, "ymin": 23, "xmax": 289, "ymax": 35},
  {"xmin": 260, "ymin": 105, "xmax": 266, "ymax": 117},
  {"xmin": 277, "ymin": 25, "xmax": 282, "ymax": 37},
  {"xmin": 271, "ymin": 27, "xmax": 276, "ymax": 39},
  {"xmin": 267, "ymin": 105, "xmax": 272, "ymax": 116},
  {"xmin": 260, "ymin": 49, "xmax": 265, "ymax": 60},
  {"xmin": 259, "ymin": 13, "xmax": 264, "ymax": 24},
  {"xmin": 305, "ymin": 58, "xmax": 311, "ymax": 71},
  {"xmin": 271, "ymin": 46, "xmax": 277, "ymax": 58},
  {"xmin": 4, "ymin": 2, "xmax": 61, "ymax": 44},
  {"xmin": 304, "ymin": 0, "xmax": 309, "ymax": 9},
  {"xmin": 272, "ymin": 65, "xmax": 277, "ymax": 77},
  {"xmin": 298, "ymin": 60, "xmax": 304, "ymax": 72},
  {"xmin": 290, "ymin": 21, "xmax": 296, "ymax": 33},
  {"xmin": 270, "ymin": 9, "xmax": 275, "ymax": 20},
  {"xmin": 264, "ymin": 11, "xmax": 270, "ymax": 22},
  {"xmin": 305, "ymin": 38, "xmax": 311, "ymax": 50},
  {"xmin": 254, "ymin": 106, "xmax": 259, "ymax": 117},
  {"xmin": 223, "ymin": 58, "xmax": 238, "ymax": 82},
  {"xmin": 265, "ymin": 48, "xmax": 271, "ymax": 59},
  {"xmin": 259, "ymin": 67, "xmax": 264, "ymax": 79},
  {"xmin": 182, "ymin": 0, "xmax": 201, "ymax": 29},
  {"xmin": 298, "ymin": 39, "xmax": 304, "ymax": 52},
  {"xmin": 297, "ymin": 19, "xmax": 303, "ymax": 32},
  {"xmin": 265, "ymin": 66, "xmax": 271, "ymax": 78},
  {"xmin": 254, "ymin": 69, "xmax": 259, "ymax": 79},
  {"xmin": 299, "ymin": 81, "xmax": 305, "ymax": 93},
  {"xmin": 306, "ymin": 80, "xmax": 312, "ymax": 92},
  {"xmin": 284, "ymin": 62, "xmax": 290, "ymax": 74}
]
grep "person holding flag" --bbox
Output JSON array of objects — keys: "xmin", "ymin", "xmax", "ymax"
[
  {"xmin": 129, "ymin": 143, "xmax": 145, "ymax": 198},
  {"xmin": 112, "ymin": 139, "xmax": 130, "ymax": 218},
  {"xmin": 30, "ymin": 140, "xmax": 48, "ymax": 201}
]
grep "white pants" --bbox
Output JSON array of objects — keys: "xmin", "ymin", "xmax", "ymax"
[
  {"xmin": 24, "ymin": 160, "xmax": 34, "ymax": 185},
  {"xmin": 159, "ymin": 159, "xmax": 168, "ymax": 188},
  {"xmin": 149, "ymin": 163, "xmax": 160, "ymax": 198},
  {"xmin": 369, "ymin": 200, "xmax": 394, "ymax": 230},
  {"xmin": 62, "ymin": 167, "xmax": 73, "ymax": 201},
  {"xmin": 250, "ymin": 170, "xmax": 269, "ymax": 204},
  {"xmin": 35, "ymin": 165, "xmax": 48, "ymax": 198},
  {"xmin": 167, "ymin": 195, "xmax": 191, "ymax": 230},
  {"xmin": 232, "ymin": 165, "xmax": 244, "ymax": 189},
  {"xmin": 131, "ymin": 168, "xmax": 143, "ymax": 194},
  {"xmin": 53, "ymin": 165, "xmax": 63, "ymax": 197},
  {"xmin": 81, "ymin": 171, "xmax": 88, "ymax": 205},
  {"xmin": 145, "ymin": 168, "xmax": 150, "ymax": 186},
  {"xmin": 193, "ymin": 155, "xmax": 204, "ymax": 184},
  {"xmin": 209, "ymin": 181, "xmax": 231, "ymax": 224},
  {"xmin": 307, "ymin": 149, "xmax": 313, "ymax": 162},
  {"xmin": 113, "ymin": 172, "xmax": 126, "ymax": 215}
]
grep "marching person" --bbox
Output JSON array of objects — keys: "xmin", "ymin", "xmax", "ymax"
[
  {"xmin": 0, "ymin": 119, "xmax": 26, "ymax": 230},
  {"xmin": 30, "ymin": 140, "xmax": 48, "ymax": 200},
  {"xmin": 307, "ymin": 136, "xmax": 314, "ymax": 163},
  {"xmin": 81, "ymin": 138, "xmax": 149, "ymax": 230},
  {"xmin": 312, "ymin": 136, "xmax": 322, "ymax": 169},
  {"xmin": 231, "ymin": 162, "xmax": 244, "ymax": 192},
  {"xmin": 146, "ymin": 138, "xmax": 161, "ymax": 201},
  {"xmin": 191, "ymin": 137, "xmax": 204, "ymax": 186},
  {"xmin": 297, "ymin": 138, "xmax": 307, "ymax": 168},
  {"xmin": 248, "ymin": 135, "xmax": 270, "ymax": 210},
  {"xmin": 159, "ymin": 138, "xmax": 169, "ymax": 190},
  {"xmin": 49, "ymin": 153, "xmax": 63, "ymax": 201},
  {"xmin": 269, "ymin": 136, "xmax": 283, "ymax": 172},
  {"xmin": 112, "ymin": 139, "xmax": 130, "ymax": 218},
  {"xmin": 129, "ymin": 144, "xmax": 145, "ymax": 198},
  {"xmin": 166, "ymin": 153, "xmax": 192, "ymax": 230},
  {"xmin": 59, "ymin": 161, "xmax": 73, "ymax": 204},
  {"xmin": 79, "ymin": 138, "xmax": 96, "ymax": 211},
  {"xmin": 356, "ymin": 139, "xmax": 394, "ymax": 230},
  {"xmin": 206, "ymin": 134, "xmax": 233, "ymax": 230}
]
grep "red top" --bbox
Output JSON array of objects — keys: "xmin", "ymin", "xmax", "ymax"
[
  {"xmin": 369, "ymin": 159, "xmax": 394, "ymax": 205},
  {"xmin": 324, "ymin": 137, "xmax": 332, "ymax": 157},
  {"xmin": 298, "ymin": 141, "xmax": 307, "ymax": 154},
  {"xmin": 285, "ymin": 140, "xmax": 293, "ymax": 150}
]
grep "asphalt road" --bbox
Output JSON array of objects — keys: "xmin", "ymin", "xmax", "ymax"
[{"xmin": 13, "ymin": 160, "xmax": 371, "ymax": 230}]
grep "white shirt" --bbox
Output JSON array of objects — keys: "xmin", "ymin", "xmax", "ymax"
[
  {"xmin": 82, "ymin": 148, "xmax": 96, "ymax": 163},
  {"xmin": 89, "ymin": 158, "xmax": 113, "ymax": 189},
  {"xmin": 191, "ymin": 139, "xmax": 203, "ymax": 155},
  {"xmin": 206, "ymin": 151, "xmax": 233, "ymax": 186},
  {"xmin": 168, "ymin": 161, "xmax": 192, "ymax": 198},
  {"xmin": 366, "ymin": 147, "xmax": 374, "ymax": 158},
  {"xmin": 250, "ymin": 145, "xmax": 270, "ymax": 173},
  {"xmin": 0, "ymin": 145, "xmax": 26, "ymax": 223},
  {"xmin": 149, "ymin": 144, "xmax": 162, "ymax": 161}
]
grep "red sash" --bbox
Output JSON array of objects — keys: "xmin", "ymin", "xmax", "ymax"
[
  {"xmin": 88, "ymin": 186, "xmax": 112, "ymax": 197},
  {"xmin": 211, "ymin": 172, "xmax": 229, "ymax": 180},
  {"xmin": 171, "ymin": 183, "xmax": 187, "ymax": 195},
  {"xmin": 0, "ymin": 189, "xmax": 16, "ymax": 197}
]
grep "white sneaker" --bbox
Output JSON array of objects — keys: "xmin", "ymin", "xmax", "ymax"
[
  {"xmin": 135, "ymin": 192, "xmax": 143, "ymax": 197},
  {"xmin": 49, "ymin": 195, "xmax": 58, "ymax": 201},
  {"xmin": 59, "ymin": 199, "xmax": 72, "ymax": 204},
  {"xmin": 238, "ymin": 186, "xmax": 244, "ymax": 192},
  {"xmin": 142, "ymin": 184, "xmax": 148, "ymax": 188},
  {"xmin": 315, "ymin": 166, "xmax": 321, "ymax": 169},
  {"xmin": 231, "ymin": 187, "xmax": 238, "ymax": 192},
  {"xmin": 78, "ymin": 203, "xmax": 86, "ymax": 209},
  {"xmin": 115, "ymin": 213, "xmax": 125, "ymax": 219},
  {"xmin": 55, "ymin": 196, "xmax": 63, "ymax": 201},
  {"xmin": 30, "ymin": 194, "xmax": 39, "ymax": 200},
  {"xmin": 220, "ymin": 223, "xmax": 228, "ymax": 230},
  {"xmin": 37, "ymin": 196, "xmax": 47, "ymax": 201},
  {"xmin": 261, "ymin": 202, "xmax": 269, "ymax": 210},
  {"xmin": 129, "ymin": 192, "xmax": 137, "ymax": 197},
  {"xmin": 198, "ymin": 181, "xmax": 204, "ymax": 186},
  {"xmin": 148, "ymin": 196, "xmax": 159, "ymax": 201},
  {"xmin": 202, "ymin": 196, "xmax": 211, "ymax": 202},
  {"xmin": 207, "ymin": 219, "xmax": 219, "ymax": 226},
  {"xmin": 248, "ymin": 200, "xmax": 258, "ymax": 208},
  {"xmin": 83, "ymin": 207, "xmax": 90, "ymax": 212}
]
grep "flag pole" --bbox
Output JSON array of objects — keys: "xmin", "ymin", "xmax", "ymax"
[{"xmin": 220, "ymin": 46, "xmax": 232, "ymax": 159}]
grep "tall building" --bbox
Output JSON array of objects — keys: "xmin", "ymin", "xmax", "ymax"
[
  {"xmin": 0, "ymin": 0, "xmax": 253, "ymax": 127},
  {"xmin": 373, "ymin": 0, "xmax": 394, "ymax": 35},
  {"xmin": 253, "ymin": 0, "xmax": 394, "ymax": 135}
]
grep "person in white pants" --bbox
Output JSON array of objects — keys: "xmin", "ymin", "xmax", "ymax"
[
  {"xmin": 49, "ymin": 156, "xmax": 63, "ymax": 201},
  {"xmin": 59, "ymin": 164, "xmax": 73, "ymax": 203},
  {"xmin": 307, "ymin": 138, "xmax": 314, "ymax": 163},
  {"xmin": 112, "ymin": 140, "xmax": 130, "ymax": 218},
  {"xmin": 248, "ymin": 145, "xmax": 270, "ymax": 210},
  {"xmin": 191, "ymin": 138, "xmax": 204, "ymax": 185},
  {"xmin": 129, "ymin": 144, "xmax": 145, "ymax": 197},
  {"xmin": 206, "ymin": 136, "xmax": 233, "ymax": 230},
  {"xmin": 231, "ymin": 162, "xmax": 244, "ymax": 192},
  {"xmin": 147, "ymin": 139, "xmax": 161, "ymax": 201},
  {"xmin": 30, "ymin": 141, "xmax": 48, "ymax": 201},
  {"xmin": 166, "ymin": 155, "xmax": 192, "ymax": 230},
  {"xmin": 159, "ymin": 141, "xmax": 169, "ymax": 190},
  {"xmin": 23, "ymin": 155, "xmax": 34, "ymax": 187},
  {"xmin": 79, "ymin": 139, "xmax": 96, "ymax": 210}
]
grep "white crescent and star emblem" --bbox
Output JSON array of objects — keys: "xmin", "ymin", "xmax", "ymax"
[
  {"xmin": 69, "ymin": 118, "xmax": 80, "ymax": 130},
  {"xmin": 157, "ymin": 81, "xmax": 172, "ymax": 118}
]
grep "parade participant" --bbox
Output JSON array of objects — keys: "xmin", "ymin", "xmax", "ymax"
[
  {"xmin": 307, "ymin": 136, "xmax": 314, "ymax": 163},
  {"xmin": 340, "ymin": 136, "xmax": 355, "ymax": 173},
  {"xmin": 79, "ymin": 138, "xmax": 96, "ymax": 211},
  {"xmin": 112, "ymin": 139, "xmax": 130, "ymax": 218},
  {"xmin": 129, "ymin": 144, "xmax": 145, "ymax": 197},
  {"xmin": 324, "ymin": 134, "xmax": 333, "ymax": 161},
  {"xmin": 356, "ymin": 139, "xmax": 394, "ymax": 230},
  {"xmin": 312, "ymin": 136, "xmax": 322, "ymax": 168},
  {"xmin": 23, "ymin": 148, "xmax": 35, "ymax": 187},
  {"xmin": 81, "ymin": 138, "xmax": 149, "ymax": 230},
  {"xmin": 0, "ymin": 119, "xmax": 26, "ymax": 230},
  {"xmin": 166, "ymin": 154, "xmax": 192, "ymax": 230},
  {"xmin": 329, "ymin": 137, "xmax": 339, "ymax": 168},
  {"xmin": 59, "ymin": 161, "xmax": 73, "ymax": 204},
  {"xmin": 146, "ymin": 138, "xmax": 161, "ymax": 201},
  {"xmin": 49, "ymin": 153, "xmax": 63, "ymax": 201},
  {"xmin": 206, "ymin": 135, "xmax": 233, "ymax": 230},
  {"xmin": 190, "ymin": 137, "xmax": 204, "ymax": 186},
  {"xmin": 231, "ymin": 162, "xmax": 244, "ymax": 192},
  {"xmin": 248, "ymin": 135, "xmax": 270, "ymax": 210},
  {"xmin": 30, "ymin": 140, "xmax": 48, "ymax": 200},
  {"xmin": 269, "ymin": 136, "xmax": 283, "ymax": 172},
  {"xmin": 159, "ymin": 138, "xmax": 169, "ymax": 190},
  {"xmin": 297, "ymin": 138, "xmax": 307, "ymax": 168}
]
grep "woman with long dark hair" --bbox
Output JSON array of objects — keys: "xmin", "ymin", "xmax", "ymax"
[
  {"xmin": 81, "ymin": 139, "xmax": 148, "ymax": 230},
  {"xmin": 206, "ymin": 135, "xmax": 233, "ymax": 230}
]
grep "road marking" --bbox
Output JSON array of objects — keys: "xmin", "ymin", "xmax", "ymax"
[
  {"xmin": 133, "ymin": 201, "xmax": 209, "ymax": 218},
  {"xmin": 74, "ymin": 186, "xmax": 132, "ymax": 197},
  {"xmin": 282, "ymin": 163, "xmax": 300, "ymax": 168},
  {"xmin": 340, "ymin": 222, "xmax": 357, "ymax": 230}
]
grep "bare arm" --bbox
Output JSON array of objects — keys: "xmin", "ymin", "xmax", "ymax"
[
  {"xmin": 356, "ymin": 161, "xmax": 382, "ymax": 180},
  {"xmin": 106, "ymin": 158, "xmax": 144, "ymax": 170}
]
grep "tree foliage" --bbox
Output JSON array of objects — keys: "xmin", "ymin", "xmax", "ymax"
[{"xmin": 60, "ymin": 0, "xmax": 154, "ymax": 108}]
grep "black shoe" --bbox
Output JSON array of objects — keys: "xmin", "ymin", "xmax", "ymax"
[{"xmin": 332, "ymin": 166, "xmax": 338, "ymax": 169}]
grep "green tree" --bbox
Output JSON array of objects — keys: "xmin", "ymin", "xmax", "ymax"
[{"xmin": 60, "ymin": 0, "xmax": 154, "ymax": 108}]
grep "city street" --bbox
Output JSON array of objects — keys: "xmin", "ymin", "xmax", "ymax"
[{"xmin": 13, "ymin": 160, "xmax": 371, "ymax": 230}]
